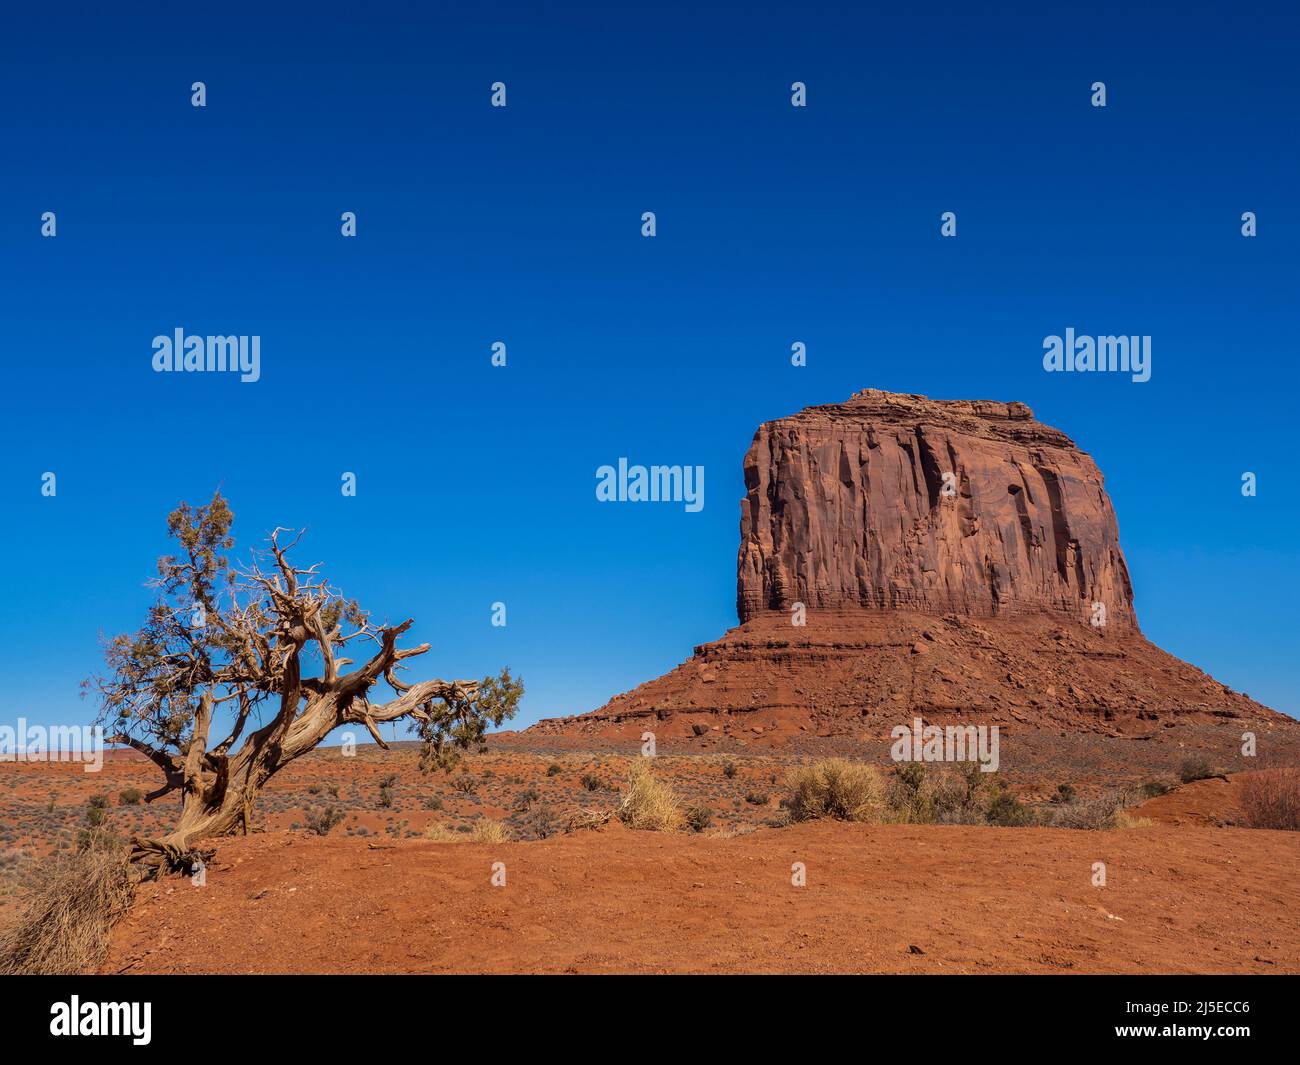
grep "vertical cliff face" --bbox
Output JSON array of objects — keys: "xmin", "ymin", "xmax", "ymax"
[{"xmin": 737, "ymin": 389, "xmax": 1136, "ymax": 629}]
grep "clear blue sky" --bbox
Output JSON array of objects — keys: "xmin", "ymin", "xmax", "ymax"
[{"xmin": 1, "ymin": 1, "xmax": 1296, "ymax": 738}]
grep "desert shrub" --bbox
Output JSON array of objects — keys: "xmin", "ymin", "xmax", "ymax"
[
  {"xmin": 424, "ymin": 823, "xmax": 460, "ymax": 842},
  {"xmin": 512, "ymin": 807, "xmax": 558, "ymax": 841},
  {"xmin": 683, "ymin": 805, "xmax": 713, "ymax": 833},
  {"xmin": 617, "ymin": 759, "xmax": 682, "ymax": 831},
  {"xmin": 1052, "ymin": 783, "xmax": 1076, "ymax": 804},
  {"xmin": 546, "ymin": 763, "xmax": 562, "ymax": 776},
  {"xmin": 1141, "ymin": 779, "xmax": 1173, "ymax": 799},
  {"xmin": 422, "ymin": 795, "xmax": 443, "ymax": 811},
  {"xmin": 895, "ymin": 761, "xmax": 925, "ymax": 792},
  {"xmin": 1238, "ymin": 768, "xmax": 1300, "ymax": 831},
  {"xmin": 377, "ymin": 785, "xmax": 395, "ymax": 809},
  {"xmin": 1179, "ymin": 755, "xmax": 1217, "ymax": 784},
  {"xmin": 565, "ymin": 810, "xmax": 613, "ymax": 833},
  {"xmin": 306, "ymin": 784, "xmax": 321, "ymax": 795},
  {"xmin": 470, "ymin": 818, "xmax": 510, "ymax": 843},
  {"xmin": 514, "ymin": 787, "xmax": 540, "ymax": 811},
  {"xmin": 984, "ymin": 788, "xmax": 1036, "ymax": 827},
  {"xmin": 930, "ymin": 763, "xmax": 990, "ymax": 824},
  {"xmin": 378, "ymin": 773, "xmax": 398, "ymax": 788},
  {"xmin": 722, "ymin": 762, "xmax": 738, "ymax": 780},
  {"xmin": 786, "ymin": 759, "xmax": 883, "ymax": 823},
  {"xmin": 1049, "ymin": 790, "xmax": 1128, "ymax": 830},
  {"xmin": 1113, "ymin": 811, "xmax": 1154, "ymax": 829},
  {"xmin": 744, "ymin": 791, "xmax": 769, "ymax": 806},
  {"xmin": 886, "ymin": 762, "xmax": 936, "ymax": 823},
  {"xmin": 580, "ymin": 773, "xmax": 603, "ymax": 792},
  {"xmin": 77, "ymin": 796, "xmax": 116, "ymax": 852},
  {"xmin": 304, "ymin": 805, "xmax": 345, "ymax": 836},
  {"xmin": 451, "ymin": 773, "xmax": 476, "ymax": 794},
  {"xmin": 117, "ymin": 788, "xmax": 143, "ymax": 806},
  {"xmin": 0, "ymin": 847, "xmax": 139, "ymax": 975}
]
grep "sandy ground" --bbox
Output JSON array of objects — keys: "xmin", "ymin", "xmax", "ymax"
[{"xmin": 103, "ymin": 818, "xmax": 1300, "ymax": 975}]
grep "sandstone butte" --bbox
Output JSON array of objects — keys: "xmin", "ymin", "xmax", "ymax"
[{"xmin": 530, "ymin": 389, "xmax": 1293, "ymax": 743}]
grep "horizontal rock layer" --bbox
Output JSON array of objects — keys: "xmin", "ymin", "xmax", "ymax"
[{"xmin": 528, "ymin": 610, "xmax": 1288, "ymax": 742}]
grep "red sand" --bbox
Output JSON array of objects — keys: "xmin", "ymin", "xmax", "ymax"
[{"xmin": 103, "ymin": 819, "xmax": 1299, "ymax": 975}]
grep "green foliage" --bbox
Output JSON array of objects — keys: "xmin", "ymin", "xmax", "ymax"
[
  {"xmin": 86, "ymin": 492, "xmax": 246, "ymax": 753},
  {"xmin": 416, "ymin": 667, "xmax": 524, "ymax": 775}
]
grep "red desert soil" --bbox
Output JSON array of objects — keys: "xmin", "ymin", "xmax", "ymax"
[
  {"xmin": 1135, "ymin": 775, "xmax": 1242, "ymax": 827},
  {"xmin": 103, "ymin": 820, "xmax": 1299, "ymax": 975}
]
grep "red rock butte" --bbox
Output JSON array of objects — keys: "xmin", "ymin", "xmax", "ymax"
[{"xmin": 532, "ymin": 389, "xmax": 1291, "ymax": 743}]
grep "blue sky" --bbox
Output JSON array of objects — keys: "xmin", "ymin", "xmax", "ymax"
[{"xmin": 1, "ymin": 1, "xmax": 1296, "ymax": 738}]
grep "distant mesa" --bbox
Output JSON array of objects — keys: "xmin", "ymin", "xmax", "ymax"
[{"xmin": 530, "ymin": 389, "xmax": 1290, "ymax": 743}]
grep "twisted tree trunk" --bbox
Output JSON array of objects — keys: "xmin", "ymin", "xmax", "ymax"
[{"xmin": 115, "ymin": 636, "xmax": 476, "ymax": 875}]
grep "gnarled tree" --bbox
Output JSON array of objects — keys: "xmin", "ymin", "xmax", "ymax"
[{"xmin": 86, "ymin": 493, "xmax": 522, "ymax": 873}]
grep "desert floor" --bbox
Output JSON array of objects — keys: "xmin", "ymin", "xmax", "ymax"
[
  {"xmin": 2, "ymin": 726, "xmax": 1297, "ymax": 974},
  {"xmin": 101, "ymin": 815, "xmax": 1298, "ymax": 974}
]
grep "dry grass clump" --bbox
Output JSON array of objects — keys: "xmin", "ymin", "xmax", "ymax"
[
  {"xmin": 786, "ymin": 759, "xmax": 884, "ymax": 823},
  {"xmin": 424, "ymin": 819, "xmax": 511, "ymax": 843},
  {"xmin": 1048, "ymin": 789, "xmax": 1130, "ymax": 830},
  {"xmin": 564, "ymin": 810, "xmax": 612, "ymax": 833},
  {"xmin": 0, "ymin": 846, "xmax": 139, "ymax": 975},
  {"xmin": 1238, "ymin": 768, "xmax": 1300, "ymax": 831},
  {"xmin": 617, "ymin": 759, "xmax": 683, "ymax": 831},
  {"xmin": 470, "ymin": 818, "xmax": 510, "ymax": 844}
]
